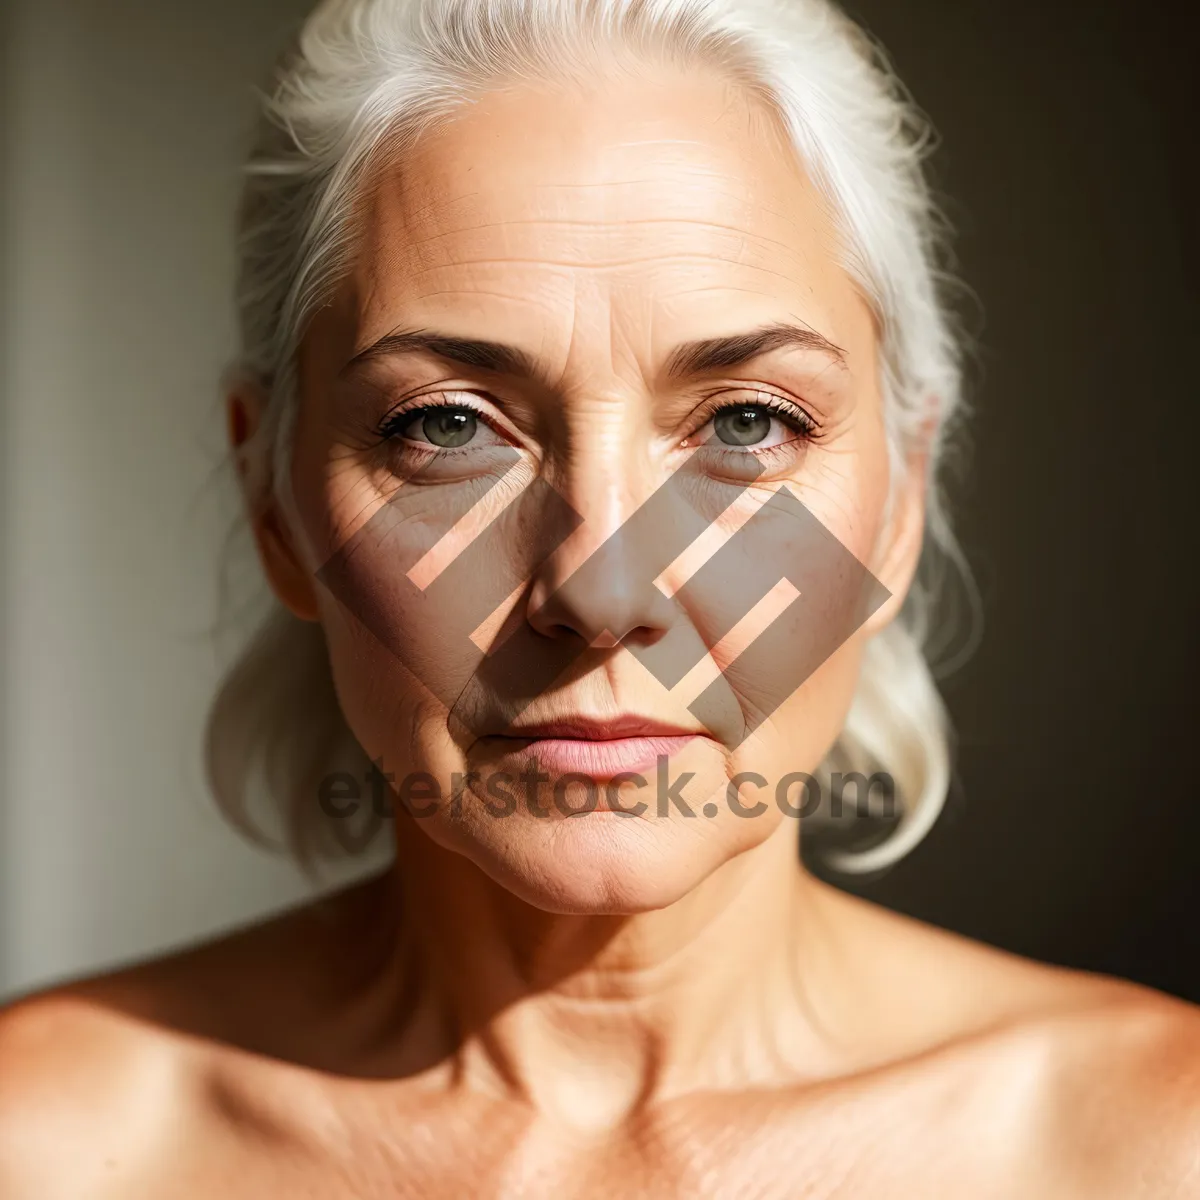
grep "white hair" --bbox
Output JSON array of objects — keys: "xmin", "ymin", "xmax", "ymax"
[{"xmin": 207, "ymin": 0, "xmax": 975, "ymax": 873}]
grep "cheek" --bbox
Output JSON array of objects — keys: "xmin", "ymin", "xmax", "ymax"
[
  {"xmin": 797, "ymin": 423, "xmax": 891, "ymax": 563},
  {"xmin": 729, "ymin": 640, "xmax": 866, "ymax": 794},
  {"xmin": 282, "ymin": 433, "xmax": 482, "ymax": 774},
  {"xmin": 296, "ymin": 455, "xmax": 578, "ymax": 770},
  {"xmin": 308, "ymin": 502, "xmax": 508, "ymax": 770},
  {"xmin": 321, "ymin": 612, "xmax": 432, "ymax": 780},
  {"xmin": 714, "ymin": 427, "xmax": 889, "ymax": 779}
]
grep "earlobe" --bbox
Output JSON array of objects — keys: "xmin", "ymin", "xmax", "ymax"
[
  {"xmin": 255, "ymin": 507, "xmax": 322, "ymax": 623},
  {"xmin": 226, "ymin": 380, "xmax": 321, "ymax": 624}
]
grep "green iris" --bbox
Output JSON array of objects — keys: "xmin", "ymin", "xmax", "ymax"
[
  {"xmin": 422, "ymin": 408, "xmax": 477, "ymax": 448},
  {"xmin": 714, "ymin": 406, "xmax": 771, "ymax": 446}
]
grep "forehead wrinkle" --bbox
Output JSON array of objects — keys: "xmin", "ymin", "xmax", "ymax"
[
  {"xmin": 479, "ymin": 176, "xmax": 787, "ymax": 204},
  {"xmin": 395, "ymin": 286, "xmax": 562, "ymax": 308},
  {"xmin": 547, "ymin": 266, "xmax": 584, "ymax": 397},
  {"xmin": 652, "ymin": 283, "xmax": 853, "ymax": 356},
  {"xmin": 370, "ymin": 150, "xmax": 810, "ymax": 232},
  {"xmin": 389, "ymin": 257, "xmax": 827, "ymax": 315},
  {"xmin": 363, "ymin": 164, "xmax": 831, "ymax": 297},
  {"xmin": 384, "ymin": 216, "xmax": 808, "ymax": 265},
  {"xmin": 605, "ymin": 296, "xmax": 658, "ymax": 395},
  {"xmin": 384, "ymin": 216, "xmax": 822, "ymax": 274},
  {"xmin": 389, "ymin": 163, "xmax": 803, "ymax": 218}
]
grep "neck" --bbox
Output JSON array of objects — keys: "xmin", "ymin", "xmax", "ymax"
[{"xmin": 345, "ymin": 817, "xmax": 856, "ymax": 1128}]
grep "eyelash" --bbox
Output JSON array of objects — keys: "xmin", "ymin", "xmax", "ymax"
[
  {"xmin": 377, "ymin": 392, "xmax": 491, "ymax": 445},
  {"xmin": 688, "ymin": 389, "xmax": 819, "ymax": 444},
  {"xmin": 376, "ymin": 389, "xmax": 820, "ymax": 450}
]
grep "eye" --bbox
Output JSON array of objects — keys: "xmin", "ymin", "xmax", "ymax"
[
  {"xmin": 379, "ymin": 397, "xmax": 508, "ymax": 451},
  {"xmin": 414, "ymin": 407, "xmax": 477, "ymax": 448},
  {"xmin": 685, "ymin": 392, "xmax": 817, "ymax": 453},
  {"xmin": 713, "ymin": 406, "xmax": 773, "ymax": 446}
]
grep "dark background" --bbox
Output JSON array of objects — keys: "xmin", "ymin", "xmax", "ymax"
[{"xmin": 811, "ymin": 0, "xmax": 1200, "ymax": 1002}]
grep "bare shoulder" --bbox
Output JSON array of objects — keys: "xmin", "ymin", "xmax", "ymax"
[
  {"xmin": 0, "ymin": 986, "xmax": 194, "ymax": 1198},
  {"xmin": 0, "ymin": 879, "xmax": 376, "ymax": 1199},
  {"xmin": 955, "ymin": 980, "xmax": 1200, "ymax": 1198},
  {"xmin": 822, "ymin": 884, "xmax": 1200, "ymax": 1195},
  {"xmin": 1036, "ymin": 986, "xmax": 1200, "ymax": 1196}
]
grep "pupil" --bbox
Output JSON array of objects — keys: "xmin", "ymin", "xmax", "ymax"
[
  {"xmin": 714, "ymin": 407, "xmax": 770, "ymax": 446},
  {"xmin": 423, "ymin": 409, "xmax": 476, "ymax": 448}
]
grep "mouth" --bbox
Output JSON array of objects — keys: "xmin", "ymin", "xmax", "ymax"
[{"xmin": 483, "ymin": 715, "xmax": 706, "ymax": 779}]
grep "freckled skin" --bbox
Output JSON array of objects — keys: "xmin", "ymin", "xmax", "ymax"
[{"xmin": 2, "ymin": 60, "xmax": 1198, "ymax": 1200}]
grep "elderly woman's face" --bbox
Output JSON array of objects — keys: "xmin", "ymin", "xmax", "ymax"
[{"xmin": 271, "ymin": 62, "xmax": 915, "ymax": 911}]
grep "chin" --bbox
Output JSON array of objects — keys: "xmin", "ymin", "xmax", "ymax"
[{"xmin": 434, "ymin": 800, "xmax": 757, "ymax": 915}]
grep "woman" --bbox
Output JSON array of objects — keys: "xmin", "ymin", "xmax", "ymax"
[{"xmin": 2, "ymin": 0, "xmax": 1197, "ymax": 1194}]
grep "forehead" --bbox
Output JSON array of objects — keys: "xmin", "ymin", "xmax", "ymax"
[{"xmin": 343, "ymin": 64, "xmax": 871, "ymax": 363}]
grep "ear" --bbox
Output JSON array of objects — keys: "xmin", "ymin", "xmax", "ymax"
[
  {"xmin": 862, "ymin": 400, "xmax": 938, "ymax": 636},
  {"xmin": 227, "ymin": 379, "xmax": 320, "ymax": 623}
]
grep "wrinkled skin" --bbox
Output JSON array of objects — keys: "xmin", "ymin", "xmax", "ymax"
[
  {"xmin": 2, "ymin": 58, "xmax": 1198, "ymax": 1200},
  {"xmin": 278, "ymin": 58, "xmax": 912, "ymax": 915}
]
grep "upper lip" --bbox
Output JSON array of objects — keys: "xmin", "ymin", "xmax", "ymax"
[{"xmin": 496, "ymin": 715, "xmax": 704, "ymax": 741}]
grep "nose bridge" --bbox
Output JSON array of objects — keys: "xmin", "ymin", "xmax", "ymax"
[
  {"xmin": 562, "ymin": 438, "xmax": 644, "ymax": 558},
  {"xmin": 527, "ymin": 417, "xmax": 679, "ymax": 646}
]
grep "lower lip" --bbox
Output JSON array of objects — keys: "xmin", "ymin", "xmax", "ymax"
[{"xmin": 489, "ymin": 734, "xmax": 699, "ymax": 779}]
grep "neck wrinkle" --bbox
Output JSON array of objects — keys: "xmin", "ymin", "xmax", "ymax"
[{"xmin": 359, "ymin": 816, "xmax": 848, "ymax": 1125}]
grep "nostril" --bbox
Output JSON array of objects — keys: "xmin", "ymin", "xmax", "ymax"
[
  {"xmin": 527, "ymin": 575, "xmax": 677, "ymax": 648},
  {"xmin": 523, "ymin": 499, "xmax": 685, "ymax": 647}
]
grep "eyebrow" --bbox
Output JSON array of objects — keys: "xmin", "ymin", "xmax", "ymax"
[
  {"xmin": 664, "ymin": 322, "xmax": 847, "ymax": 377},
  {"xmin": 342, "ymin": 321, "xmax": 846, "ymax": 382},
  {"xmin": 342, "ymin": 330, "xmax": 542, "ymax": 379}
]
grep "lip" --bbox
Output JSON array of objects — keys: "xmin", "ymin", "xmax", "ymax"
[
  {"xmin": 485, "ymin": 715, "xmax": 706, "ymax": 780},
  {"xmin": 500, "ymin": 715, "xmax": 703, "ymax": 741}
]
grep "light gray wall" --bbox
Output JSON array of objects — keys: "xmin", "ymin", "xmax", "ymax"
[{"xmin": 0, "ymin": 0, "xmax": 361, "ymax": 998}]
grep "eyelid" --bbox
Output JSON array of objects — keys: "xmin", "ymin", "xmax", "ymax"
[
  {"xmin": 687, "ymin": 388, "xmax": 820, "ymax": 440},
  {"xmin": 378, "ymin": 386, "xmax": 819, "ymax": 449},
  {"xmin": 377, "ymin": 390, "xmax": 508, "ymax": 443}
]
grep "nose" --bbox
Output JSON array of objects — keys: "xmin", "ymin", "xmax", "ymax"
[{"xmin": 526, "ymin": 469, "xmax": 683, "ymax": 649}]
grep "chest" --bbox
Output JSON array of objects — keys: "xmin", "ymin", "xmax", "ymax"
[{"xmin": 146, "ymin": 1081, "xmax": 1090, "ymax": 1200}]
